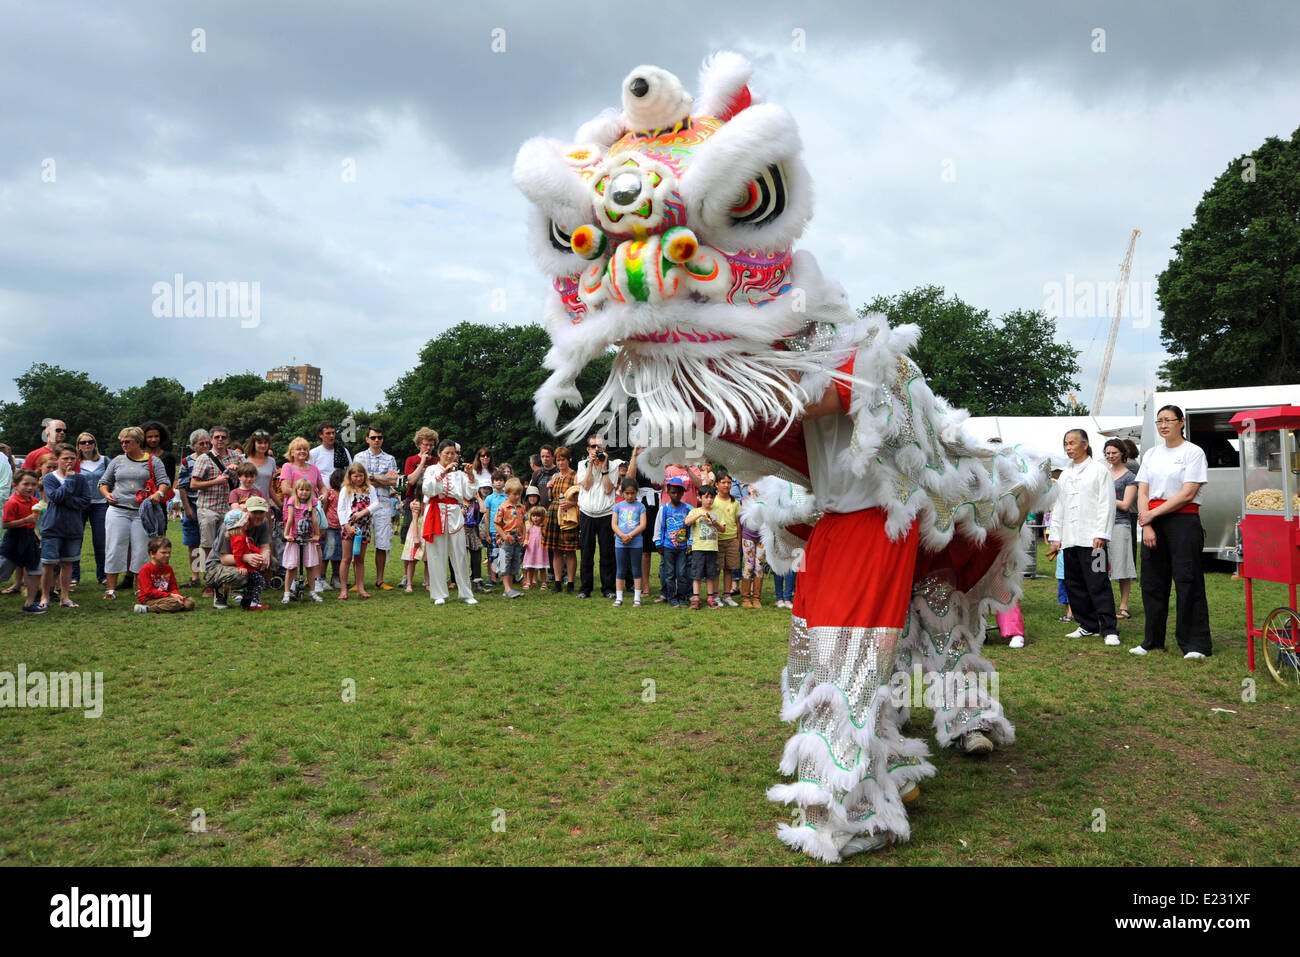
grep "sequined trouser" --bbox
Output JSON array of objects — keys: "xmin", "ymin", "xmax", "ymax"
[{"xmin": 766, "ymin": 509, "xmax": 936, "ymax": 863}]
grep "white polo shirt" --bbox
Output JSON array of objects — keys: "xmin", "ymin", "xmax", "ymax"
[{"xmin": 1136, "ymin": 442, "xmax": 1208, "ymax": 504}]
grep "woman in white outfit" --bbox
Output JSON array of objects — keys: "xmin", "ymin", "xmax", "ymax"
[{"xmin": 422, "ymin": 440, "xmax": 477, "ymax": 605}]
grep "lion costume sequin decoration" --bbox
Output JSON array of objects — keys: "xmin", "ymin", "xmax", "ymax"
[{"xmin": 515, "ymin": 52, "xmax": 1053, "ymax": 862}]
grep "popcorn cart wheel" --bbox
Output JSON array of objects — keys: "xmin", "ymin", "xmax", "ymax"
[
  {"xmin": 1231, "ymin": 406, "xmax": 1300, "ymax": 686},
  {"xmin": 1260, "ymin": 607, "xmax": 1300, "ymax": 687}
]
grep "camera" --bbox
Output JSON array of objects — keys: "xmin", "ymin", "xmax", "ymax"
[{"xmin": 594, "ymin": 449, "xmax": 606, "ymax": 462}]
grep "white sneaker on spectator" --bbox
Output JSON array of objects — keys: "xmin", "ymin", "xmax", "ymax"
[
  {"xmin": 721, "ymin": 595, "xmax": 739, "ymax": 607},
  {"xmin": 1129, "ymin": 645, "xmax": 1148, "ymax": 656},
  {"xmin": 462, "ymin": 596, "xmax": 478, "ymax": 605},
  {"xmin": 1103, "ymin": 634, "xmax": 1120, "ymax": 646},
  {"xmin": 1183, "ymin": 651, "xmax": 1206, "ymax": 659},
  {"xmin": 1065, "ymin": 627, "xmax": 1097, "ymax": 638},
  {"xmin": 434, "ymin": 598, "xmax": 445, "ymax": 606},
  {"xmin": 1008, "ymin": 635, "xmax": 1025, "ymax": 648},
  {"xmin": 133, "ymin": 604, "xmax": 149, "ymax": 614}
]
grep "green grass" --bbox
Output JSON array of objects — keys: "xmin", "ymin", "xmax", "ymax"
[{"xmin": 1, "ymin": 531, "xmax": 1296, "ymax": 866}]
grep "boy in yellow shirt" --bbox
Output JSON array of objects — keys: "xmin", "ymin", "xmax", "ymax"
[
  {"xmin": 713, "ymin": 472, "xmax": 741, "ymax": 607},
  {"xmin": 685, "ymin": 485, "xmax": 723, "ymax": 609}
]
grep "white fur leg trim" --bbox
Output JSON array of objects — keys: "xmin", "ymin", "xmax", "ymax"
[{"xmin": 774, "ymin": 822, "xmax": 845, "ymax": 864}]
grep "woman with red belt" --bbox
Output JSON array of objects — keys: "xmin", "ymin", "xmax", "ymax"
[{"xmin": 1132, "ymin": 405, "xmax": 1212, "ymax": 658}]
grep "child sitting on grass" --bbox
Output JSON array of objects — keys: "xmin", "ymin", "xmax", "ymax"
[
  {"xmin": 133, "ymin": 536, "xmax": 196, "ymax": 613},
  {"xmin": 685, "ymin": 484, "xmax": 723, "ymax": 609}
]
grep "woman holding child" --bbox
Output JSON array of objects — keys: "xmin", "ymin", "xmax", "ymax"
[{"xmin": 543, "ymin": 446, "xmax": 579, "ymax": 593}]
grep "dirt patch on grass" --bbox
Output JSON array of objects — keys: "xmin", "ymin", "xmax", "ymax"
[
  {"xmin": 300, "ymin": 765, "xmax": 325, "ymax": 787},
  {"xmin": 653, "ymin": 728, "xmax": 719, "ymax": 751}
]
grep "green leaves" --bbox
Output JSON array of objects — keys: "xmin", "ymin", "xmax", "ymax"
[
  {"xmin": 862, "ymin": 287, "xmax": 1083, "ymax": 415},
  {"xmin": 1158, "ymin": 127, "xmax": 1300, "ymax": 389}
]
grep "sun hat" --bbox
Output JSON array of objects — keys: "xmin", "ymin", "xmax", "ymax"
[{"xmin": 223, "ymin": 508, "xmax": 248, "ymax": 530}]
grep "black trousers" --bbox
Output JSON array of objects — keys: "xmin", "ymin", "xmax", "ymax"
[
  {"xmin": 579, "ymin": 512, "xmax": 615, "ymax": 595},
  {"xmin": 1063, "ymin": 544, "xmax": 1117, "ymax": 635},
  {"xmin": 1140, "ymin": 513, "xmax": 1212, "ymax": 655}
]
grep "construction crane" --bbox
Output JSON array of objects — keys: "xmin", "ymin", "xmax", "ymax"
[{"xmin": 1092, "ymin": 228, "xmax": 1141, "ymax": 412}]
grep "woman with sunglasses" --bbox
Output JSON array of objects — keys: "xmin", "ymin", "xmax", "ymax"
[
  {"xmin": 98, "ymin": 427, "xmax": 171, "ymax": 600},
  {"xmin": 74, "ymin": 433, "xmax": 109, "ymax": 586},
  {"xmin": 469, "ymin": 447, "xmax": 494, "ymax": 490},
  {"xmin": 1132, "ymin": 405, "xmax": 1212, "ymax": 659}
]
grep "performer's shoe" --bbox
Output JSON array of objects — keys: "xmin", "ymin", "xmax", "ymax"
[
  {"xmin": 1065, "ymin": 626, "xmax": 1097, "ymax": 638},
  {"xmin": 840, "ymin": 831, "xmax": 893, "ymax": 857},
  {"xmin": 900, "ymin": 784, "xmax": 921, "ymax": 805},
  {"xmin": 1103, "ymin": 634, "xmax": 1120, "ymax": 646},
  {"xmin": 1008, "ymin": 635, "xmax": 1025, "ymax": 648},
  {"xmin": 1129, "ymin": 645, "xmax": 1149, "ymax": 655},
  {"xmin": 961, "ymin": 731, "xmax": 994, "ymax": 755}
]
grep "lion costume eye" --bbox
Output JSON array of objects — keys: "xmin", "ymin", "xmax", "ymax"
[
  {"xmin": 729, "ymin": 164, "xmax": 787, "ymax": 227},
  {"xmin": 549, "ymin": 220, "xmax": 574, "ymax": 252}
]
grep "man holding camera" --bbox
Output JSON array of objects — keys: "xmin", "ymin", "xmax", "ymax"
[
  {"xmin": 575, "ymin": 433, "xmax": 621, "ymax": 599},
  {"xmin": 189, "ymin": 425, "xmax": 245, "ymax": 596}
]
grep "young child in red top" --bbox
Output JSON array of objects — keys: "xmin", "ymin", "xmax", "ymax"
[
  {"xmin": 2, "ymin": 470, "xmax": 45, "ymax": 613},
  {"xmin": 224, "ymin": 508, "xmax": 268, "ymax": 610},
  {"xmin": 134, "ymin": 536, "xmax": 196, "ymax": 613}
]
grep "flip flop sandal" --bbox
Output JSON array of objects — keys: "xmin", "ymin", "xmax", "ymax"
[
  {"xmin": 103, "ymin": 590, "xmax": 116, "ymax": 600},
  {"xmin": 60, "ymin": 601, "xmax": 80, "ymax": 608},
  {"xmin": 1116, "ymin": 609, "xmax": 1132, "ymax": 619}
]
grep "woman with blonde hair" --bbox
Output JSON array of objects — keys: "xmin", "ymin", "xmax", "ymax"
[{"xmin": 98, "ymin": 426, "xmax": 170, "ymax": 600}]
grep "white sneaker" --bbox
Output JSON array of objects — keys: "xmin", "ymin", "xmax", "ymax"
[
  {"xmin": 282, "ymin": 594, "xmax": 292, "ymax": 604},
  {"xmin": 1008, "ymin": 635, "xmax": 1025, "ymax": 648},
  {"xmin": 311, "ymin": 592, "xmax": 324, "ymax": 602},
  {"xmin": 1103, "ymin": 634, "xmax": 1120, "ymax": 646},
  {"xmin": 462, "ymin": 596, "xmax": 478, "ymax": 605},
  {"xmin": 133, "ymin": 604, "xmax": 149, "ymax": 614},
  {"xmin": 1129, "ymin": 645, "xmax": 1148, "ymax": 656},
  {"xmin": 721, "ymin": 595, "xmax": 739, "ymax": 608},
  {"xmin": 1183, "ymin": 651, "xmax": 1206, "ymax": 659},
  {"xmin": 1065, "ymin": 627, "xmax": 1097, "ymax": 638},
  {"xmin": 434, "ymin": 598, "xmax": 445, "ymax": 606}
]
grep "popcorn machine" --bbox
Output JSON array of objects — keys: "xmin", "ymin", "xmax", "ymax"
[{"xmin": 1231, "ymin": 406, "xmax": 1300, "ymax": 685}]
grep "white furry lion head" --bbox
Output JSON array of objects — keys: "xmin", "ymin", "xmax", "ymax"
[{"xmin": 514, "ymin": 52, "xmax": 854, "ymax": 443}]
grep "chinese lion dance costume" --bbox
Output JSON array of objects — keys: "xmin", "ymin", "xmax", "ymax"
[{"xmin": 514, "ymin": 52, "xmax": 1052, "ymax": 862}]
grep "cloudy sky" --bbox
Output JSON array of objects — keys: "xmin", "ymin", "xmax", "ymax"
[{"xmin": 3, "ymin": 0, "xmax": 1297, "ymax": 417}]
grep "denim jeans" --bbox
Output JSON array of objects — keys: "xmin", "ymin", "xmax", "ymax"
[
  {"xmin": 773, "ymin": 571, "xmax": 797, "ymax": 602},
  {"xmin": 659, "ymin": 548, "xmax": 689, "ymax": 604}
]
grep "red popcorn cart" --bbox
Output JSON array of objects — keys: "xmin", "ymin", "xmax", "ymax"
[{"xmin": 1232, "ymin": 406, "xmax": 1300, "ymax": 685}]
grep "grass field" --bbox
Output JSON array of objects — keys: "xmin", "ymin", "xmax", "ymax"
[{"xmin": 2, "ymin": 528, "xmax": 1297, "ymax": 866}]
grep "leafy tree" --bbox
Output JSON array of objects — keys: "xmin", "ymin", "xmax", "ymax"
[
  {"xmin": 0, "ymin": 363, "xmax": 119, "ymax": 455},
  {"xmin": 177, "ymin": 390, "xmax": 301, "ymax": 453},
  {"xmin": 385, "ymin": 321, "xmax": 614, "ymax": 470},
  {"xmin": 115, "ymin": 377, "xmax": 192, "ymax": 449},
  {"xmin": 862, "ymin": 286, "xmax": 1084, "ymax": 415},
  {"xmin": 1157, "ymin": 127, "xmax": 1300, "ymax": 388},
  {"xmin": 277, "ymin": 398, "xmax": 353, "ymax": 454},
  {"xmin": 191, "ymin": 372, "xmax": 288, "ymax": 407}
]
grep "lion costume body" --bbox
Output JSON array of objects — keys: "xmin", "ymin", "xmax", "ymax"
[{"xmin": 514, "ymin": 52, "xmax": 1052, "ymax": 862}]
